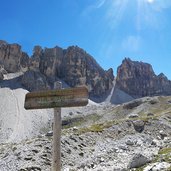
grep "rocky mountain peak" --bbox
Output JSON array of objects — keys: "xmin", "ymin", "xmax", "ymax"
[
  {"xmin": 106, "ymin": 68, "xmax": 114, "ymax": 81},
  {"xmin": 0, "ymin": 40, "xmax": 29, "ymax": 73},
  {"xmin": 122, "ymin": 57, "xmax": 131, "ymax": 63},
  {"xmin": 66, "ymin": 45, "xmax": 85, "ymax": 52},
  {"xmin": 116, "ymin": 58, "xmax": 171, "ymax": 98},
  {"xmin": 158, "ymin": 72, "xmax": 168, "ymax": 79},
  {"xmin": 33, "ymin": 45, "xmax": 43, "ymax": 56},
  {"xmin": 0, "ymin": 40, "xmax": 7, "ymax": 46},
  {"xmin": 119, "ymin": 57, "xmax": 155, "ymax": 78},
  {"xmin": 20, "ymin": 44, "xmax": 114, "ymax": 100}
]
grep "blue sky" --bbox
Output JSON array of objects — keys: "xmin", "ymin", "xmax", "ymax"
[{"xmin": 0, "ymin": 0, "xmax": 171, "ymax": 79}]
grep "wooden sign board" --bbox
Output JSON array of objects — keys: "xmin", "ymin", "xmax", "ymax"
[{"xmin": 24, "ymin": 87, "xmax": 88, "ymax": 110}]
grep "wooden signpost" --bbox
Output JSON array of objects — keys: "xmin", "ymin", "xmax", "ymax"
[
  {"xmin": 24, "ymin": 86, "xmax": 88, "ymax": 110},
  {"xmin": 24, "ymin": 83, "xmax": 88, "ymax": 171}
]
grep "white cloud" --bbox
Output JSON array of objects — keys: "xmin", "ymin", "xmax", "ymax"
[{"xmin": 122, "ymin": 35, "xmax": 142, "ymax": 52}]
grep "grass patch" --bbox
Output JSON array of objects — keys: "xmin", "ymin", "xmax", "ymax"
[
  {"xmin": 86, "ymin": 124, "xmax": 105, "ymax": 132},
  {"xmin": 167, "ymin": 166, "xmax": 171, "ymax": 171},
  {"xmin": 159, "ymin": 147, "xmax": 171, "ymax": 155},
  {"xmin": 62, "ymin": 113, "xmax": 102, "ymax": 129},
  {"xmin": 153, "ymin": 147, "xmax": 171, "ymax": 164},
  {"xmin": 78, "ymin": 120, "xmax": 118, "ymax": 134},
  {"xmin": 134, "ymin": 168, "xmax": 144, "ymax": 171}
]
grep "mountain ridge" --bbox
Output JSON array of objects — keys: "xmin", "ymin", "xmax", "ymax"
[
  {"xmin": 0, "ymin": 40, "xmax": 171, "ymax": 171},
  {"xmin": 1, "ymin": 40, "xmax": 171, "ymax": 103}
]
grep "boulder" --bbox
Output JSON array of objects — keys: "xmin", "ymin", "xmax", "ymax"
[
  {"xmin": 128, "ymin": 113, "xmax": 139, "ymax": 119},
  {"xmin": 159, "ymin": 130, "xmax": 167, "ymax": 140},
  {"xmin": 123, "ymin": 99, "xmax": 143, "ymax": 109},
  {"xmin": 132, "ymin": 120, "xmax": 145, "ymax": 133},
  {"xmin": 129, "ymin": 153, "xmax": 150, "ymax": 169},
  {"xmin": 125, "ymin": 139, "xmax": 134, "ymax": 146}
]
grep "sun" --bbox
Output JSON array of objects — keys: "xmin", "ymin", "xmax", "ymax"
[{"xmin": 146, "ymin": 0, "xmax": 155, "ymax": 4}]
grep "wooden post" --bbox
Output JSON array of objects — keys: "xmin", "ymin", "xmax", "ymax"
[
  {"xmin": 24, "ymin": 85, "xmax": 88, "ymax": 171},
  {"xmin": 52, "ymin": 82, "xmax": 62, "ymax": 171}
]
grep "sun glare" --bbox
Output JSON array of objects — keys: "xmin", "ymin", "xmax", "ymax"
[
  {"xmin": 93, "ymin": 0, "xmax": 170, "ymax": 30},
  {"xmin": 147, "ymin": 0, "xmax": 155, "ymax": 4}
]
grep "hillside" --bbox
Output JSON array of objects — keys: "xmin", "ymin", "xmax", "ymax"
[{"xmin": 0, "ymin": 96, "xmax": 171, "ymax": 170}]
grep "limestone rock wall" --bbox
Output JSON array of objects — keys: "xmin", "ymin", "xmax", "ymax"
[
  {"xmin": 3, "ymin": 40, "xmax": 171, "ymax": 101},
  {"xmin": 59, "ymin": 46, "xmax": 114, "ymax": 97},
  {"xmin": 28, "ymin": 45, "xmax": 114, "ymax": 98},
  {"xmin": 0, "ymin": 40, "xmax": 29, "ymax": 73},
  {"xmin": 116, "ymin": 58, "xmax": 171, "ymax": 98}
]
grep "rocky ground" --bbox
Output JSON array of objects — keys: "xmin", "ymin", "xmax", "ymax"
[{"xmin": 0, "ymin": 96, "xmax": 171, "ymax": 171}]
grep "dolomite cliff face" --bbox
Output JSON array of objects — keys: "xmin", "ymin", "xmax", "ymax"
[
  {"xmin": 0, "ymin": 40, "xmax": 114, "ymax": 98},
  {"xmin": 0, "ymin": 40, "xmax": 29, "ymax": 73},
  {"xmin": 1, "ymin": 40, "xmax": 171, "ymax": 102},
  {"xmin": 24, "ymin": 45, "xmax": 114, "ymax": 99},
  {"xmin": 58, "ymin": 46, "xmax": 114, "ymax": 97},
  {"xmin": 116, "ymin": 58, "xmax": 171, "ymax": 98}
]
